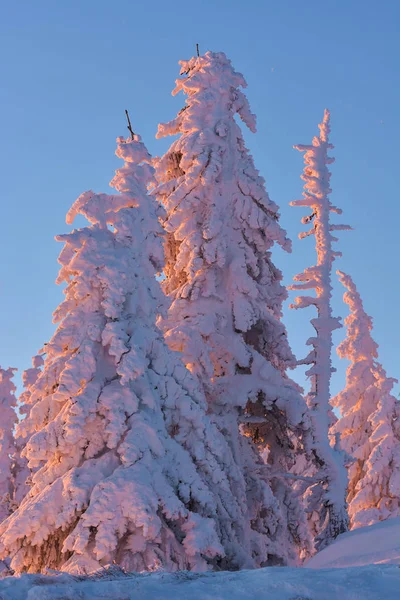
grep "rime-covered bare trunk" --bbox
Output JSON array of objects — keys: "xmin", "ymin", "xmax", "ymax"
[{"xmin": 289, "ymin": 110, "xmax": 350, "ymax": 550}]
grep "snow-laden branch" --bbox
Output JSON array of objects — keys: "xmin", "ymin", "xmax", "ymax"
[{"xmin": 257, "ymin": 466, "xmax": 324, "ymax": 485}]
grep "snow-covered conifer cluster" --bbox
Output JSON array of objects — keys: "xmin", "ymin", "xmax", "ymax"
[
  {"xmin": 0, "ymin": 134, "xmax": 264, "ymax": 574},
  {"xmin": 0, "ymin": 49, "xmax": 397, "ymax": 577}
]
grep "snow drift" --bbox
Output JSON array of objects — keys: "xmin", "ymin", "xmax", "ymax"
[{"xmin": 307, "ymin": 515, "xmax": 400, "ymax": 569}]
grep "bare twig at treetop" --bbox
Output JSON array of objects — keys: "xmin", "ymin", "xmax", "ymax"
[{"xmin": 124, "ymin": 109, "xmax": 135, "ymax": 140}]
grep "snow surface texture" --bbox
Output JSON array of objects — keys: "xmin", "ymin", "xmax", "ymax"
[
  {"xmin": 308, "ymin": 515, "xmax": 400, "ymax": 568},
  {"xmin": 0, "ymin": 134, "xmax": 261, "ymax": 574},
  {"xmin": 154, "ymin": 50, "xmax": 313, "ymax": 566},
  {"xmin": 332, "ymin": 270, "xmax": 400, "ymax": 528},
  {"xmin": 289, "ymin": 110, "xmax": 350, "ymax": 550},
  {"xmin": 0, "ymin": 563, "xmax": 399, "ymax": 600}
]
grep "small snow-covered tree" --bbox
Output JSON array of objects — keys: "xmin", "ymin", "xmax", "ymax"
[
  {"xmin": 154, "ymin": 50, "xmax": 312, "ymax": 565},
  {"xmin": 0, "ymin": 133, "xmax": 257, "ymax": 574},
  {"xmin": 0, "ymin": 368, "xmax": 17, "ymax": 522},
  {"xmin": 289, "ymin": 110, "xmax": 350, "ymax": 550},
  {"xmin": 17, "ymin": 355, "xmax": 45, "ymax": 434},
  {"xmin": 11, "ymin": 355, "xmax": 45, "ymax": 508},
  {"xmin": 332, "ymin": 270, "xmax": 400, "ymax": 528}
]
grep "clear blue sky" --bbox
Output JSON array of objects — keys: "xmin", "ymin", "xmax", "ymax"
[{"xmin": 1, "ymin": 0, "xmax": 399, "ymax": 397}]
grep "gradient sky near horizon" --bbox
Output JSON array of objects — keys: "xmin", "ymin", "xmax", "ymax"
[{"xmin": 1, "ymin": 0, "xmax": 399, "ymax": 398}]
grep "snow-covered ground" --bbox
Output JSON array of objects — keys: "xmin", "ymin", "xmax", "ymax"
[
  {"xmin": 2, "ymin": 519, "xmax": 400, "ymax": 599},
  {"xmin": 307, "ymin": 516, "xmax": 400, "ymax": 569},
  {"xmin": 0, "ymin": 565, "xmax": 398, "ymax": 600}
]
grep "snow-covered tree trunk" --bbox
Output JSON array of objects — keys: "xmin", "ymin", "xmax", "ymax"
[
  {"xmin": 289, "ymin": 110, "xmax": 350, "ymax": 550},
  {"xmin": 0, "ymin": 132, "xmax": 258, "ymax": 574},
  {"xmin": 0, "ymin": 368, "xmax": 18, "ymax": 522},
  {"xmin": 154, "ymin": 50, "xmax": 313, "ymax": 565},
  {"xmin": 332, "ymin": 270, "xmax": 400, "ymax": 528}
]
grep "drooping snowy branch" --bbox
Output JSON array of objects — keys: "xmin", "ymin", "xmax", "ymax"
[
  {"xmin": 332, "ymin": 270, "xmax": 400, "ymax": 528},
  {"xmin": 154, "ymin": 51, "xmax": 313, "ymax": 565},
  {"xmin": 289, "ymin": 110, "xmax": 350, "ymax": 550},
  {"xmin": 0, "ymin": 132, "xmax": 258, "ymax": 574}
]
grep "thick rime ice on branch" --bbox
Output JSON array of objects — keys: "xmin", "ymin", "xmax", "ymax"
[
  {"xmin": 332, "ymin": 271, "xmax": 400, "ymax": 529},
  {"xmin": 0, "ymin": 368, "xmax": 18, "ymax": 522},
  {"xmin": 289, "ymin": 110, "xmax": 350, "ymax": 551},
  {"xmin": 154, "ymin": 51, "xmax": 312, "ymax": 565},
  {"xmin": 0, "ymin": 133, "xmax": 257, "ymax": 574}
]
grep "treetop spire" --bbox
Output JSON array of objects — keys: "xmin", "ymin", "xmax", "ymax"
[
  {"xmin": 335, "ymin": 270, "xmax": 379, "ymax": 363},
  {"xmin": 318, "ymin": 108, "xmax": 331, "ymax": 143},
  {"xmin": 157, "ymin": 51, "xmax": 257, "ymax": 139}
]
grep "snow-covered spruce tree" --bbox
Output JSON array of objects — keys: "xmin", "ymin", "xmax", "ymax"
[
  {"xmin": 289, "ymin": 110, "xmax": 350, "ymax": 550},
  {"xmin": 0, "ymin": 368, "xmax": 17, "ymax": 522},
  {"xmin": 0, "ymin": 133, "xmax": 257, "ymax": 574},
  {"xmin": 154, "ymin": 51, "xmax": 312, "ymax": 565},
  {"xmin": 332, "ymin": 270, "xmax": 400, "ymax": 528}
]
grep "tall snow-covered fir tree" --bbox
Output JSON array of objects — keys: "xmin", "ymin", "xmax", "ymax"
[
  {"xmin": 289, "ymin": 110, "xmax": 350, "ymax": 550},
  {"xmin": 332, "ymin": 270, "xmax": 400, "ymax": 528},
  {"xmin": 0, "ymin": 367, "xmax": 18, "ymax": 522},
  {"xmin": 0, "ymin": 132, "xmax": 261, "ymax": 574},
  {"xmin": 154, "ymin": 50, "xmax": 313, "ymax": 565}
]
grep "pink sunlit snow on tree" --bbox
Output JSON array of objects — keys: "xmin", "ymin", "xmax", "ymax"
[
  {"xmin": 0, "ymin": 131, "xmax": 260, "ymax": 574},
  {"xmin": 154, "ymin": 50, "xmax": 313, "ymax": 565},
  {"xmin": 332, "ymin": 270, "xmax": 400, "ymax": 529}
]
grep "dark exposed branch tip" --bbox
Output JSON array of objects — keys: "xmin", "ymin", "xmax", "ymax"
[
  {"xmin": 196, "ymin": 43, "xmax": 200, "ymax": 57},
  {"xmin": 0, "ymin": 559, "xmax": 14, "ymax": 576},
  {"xmin": 124, "ymin": 109, "xmax": 135, "ymax": 140}
]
